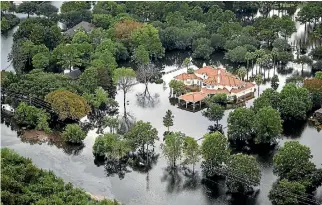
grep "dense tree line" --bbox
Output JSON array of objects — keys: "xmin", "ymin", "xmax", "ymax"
[{"xmin": 1, "ymin": 148, "xmax": 119, "ymax": 205}]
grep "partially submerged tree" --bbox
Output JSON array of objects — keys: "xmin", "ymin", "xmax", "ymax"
[
  {"xmin": 294, "ymin": 55, "xmax": 313, "ymax": 72},
  {"xmin": 162, "ymin": 132, "xmax": 185, "ymax": 168},
  {"xmin": 202, "ymin": 103, "xmax": 225, "ymax": 126},
  {"xmin": 182, "ymin": 136, "xmax": 200, "ymax": 173},
  {"xmin": 271, "ymin": 75, "xmax": 279, "ymax": 91},
  {"xmin": 269, "ymin": 179, "xmax": 306, "ymax": 205},
  {"xmin": 62, "ymin": 124, "xmax": 86, "ymax": 144},
  {"xmin": 169, "ymin": 80, "xmax": 186, "ymax": 96},
  {"xmin": 226, "ymin": 153, "xmax": 261, "ymax": 194},
  {"xmin": 253, "ymin": 106, "xmax": 283, "ymax": 145},
  {"xmin": 125, "ymin": 120, "xmax": 158, "ymax": 154},
  {"xmin": 103, "ymin": 116, "xmax": 119, "ymax": 134},
  {"xmin": 163, "ymin": 109, "xmax": 174, "ymax": 132},
  {"xmin": 113, "ymin": 67, "xmax": 136, "ymax": 117},
  {"xmin": 255, "ymin": 74, "xmax": 263, "ymax": 96},
  {"xmin": 227, "ymin": 107, "xmax": 255, "ymax": 145},
  {"xmin": 201, "ymin": 132, "xmax": 230, "ymax": 177}
]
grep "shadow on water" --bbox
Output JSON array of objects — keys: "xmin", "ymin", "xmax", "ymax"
[
  {"xmin": 282, "ymin": 121, "xmax": 307, "ymax": 138},
  {"xmin": 136, "ymin": 86, "xmax": 161, "ymax": 108},
  {"xmin": 161, "ymin": 166, "xmax": 202, "ymax": 194}
]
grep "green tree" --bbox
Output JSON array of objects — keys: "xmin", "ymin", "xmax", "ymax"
[
  {"xmin": 182, "ymin": 57, "xmax": 190, "ymax": 70},
  {"xmin": 169, "ymin": 80, "xmax": 186, "ymax": 96},
  {"xmin": 14, "ymin": 102, "xmax": 51, "ymax": 133},
  {"xmin": 227, "ymin": 107, "xmax": 255, "ymax": 144},
  {"xmin": 17, "ymin": 1, "xmax": 37, "ymax": 18},
  {"xmin": 225, "ymin": 46, "xmax": 248, "ymax": 63},
  {"xmin": 201, "ymin": 132, "xmax": 230, "ymax": 177},
  {"xmin": 271, "ymin": 75, "xmax": 279, "ymax": 90},
  {"xmin": 253, "ymin": 88, "xmax": 280, "ymax": 112},
  {"xmin": 202, "ymin": 103, "xmax": 225, "ymax": 126},
  {"xmin": 132, "ymin": 45, "xmax": 150, "ymax": 65},
  {"xmin": 277, "ymin": 16, "xmax": 296, "ymax": 39},
  {"xmin": 36, "ymin": 3, "xmax": 58, "ymax": 19},
  {"xmin": 269, "ymin": 179, "xmax": 306, "ymax": 205},
  {"xmin": 52, "ymin": 44, "xmax": 82, "ymax": 71},
  {"xmin": 237, "ymin": 67, "xmax": 247, "ymax": 81},
  {"xmin": 226, "ymin": 153, "xmax": 261, "ymax": 194},
  {"xmin": 255, "ymin": 74, "xmax": 263, "ymax": 96},
  {"xmin": 113, "ymin": 67, "xmax": 136, "ymax": 117},
  {"xmin": 273, "ymin": 141, "xmax": 318, "ymax": 184},
  {"xmin": 130, "ymin": 24, "xmax": 165, "ymax": 59},
  {"xmin": 205, "ymin": 93, "xmax": 228, "ymax": 106},
  {"xmin": 60, "ymin": 10, "xmax": 92, "ymax": 29},
  {"xmin": 162, "ymin": 132, "xmax": 185, "ymax": 168},
  {"xmin": 182, "ymin": 136, "xmax": 200, "ymax": 173},
  {"xmin": 103, "ymin": 116, "xmax": 119, "ymax": 134},
  {"xmin": 253, "ymin": 106, "xmax": 283, "ymax": 144},
  {"xmin": 279, "ymin": 83, "xmax": 312, "ymax": 121},
  {"xmin": 125, "ymin": 120, "xmax": 158, "ymax": 153},
  {"xmin": 92, "ymin": 14, "xmax": 113, "ymax": 29},
  {"xmin": 294, "ymin": 56, "xmax": 313, "ymax": 72},
  {"xmin": 45, "ymin": 90, "xmax": 91, "ymax": 121},
  {"xmin": 60, "ymin": 1, "xmax": 91, "ymax": 13},
  {"xmin": 163, "ymin": 109, "xmax": 174, "ymax": 132},
  {"xmin": 62, "ymin": 124, "xmax": 86, "ymax": 144},
  {"xmin": 315, "ymin": 71, "xmax": 322, "ymax": 80},
  {"xmin": 310, "ymin": 46, "xmax": 322, "ymax": 61},
  {"xmin": 32, "ymin": 52, "xmax": 50, "ymax": 70},
  {"xmin": 192, "ymin": 38, "xmax": 213, "ymax": 60}
]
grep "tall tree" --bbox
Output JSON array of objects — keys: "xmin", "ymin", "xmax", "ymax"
[
  {"xmin": 202, "ymin": 103, "xmax": 225, "ymax": 126},
  {"xmin": 182, "ymin": 136, "xmax": 200, "ymax": 173},
  {"xmin": 113, "ymin": 67, "xmax": 136, "ymax": 117},
  {"xmin": 294, "ymin": 56, "xmax": 313, "ymax": 72},
  {"xmin": 163, "ymin": 109, "xmax": 174, "ymax": 132},
  {"xmin": 269, "ymin": 179, "xmax": 306, "ymax": 205},
  {"xmin": 17, "ymin": 1, "xmax": 37, "ymax": 18},
  {"xmin": 226, "ymin": 153, "xmax": 261, "ymax": 194},
  {"xmin": 103, "ymin": 116, "xmax": 119, "ymax": 134},
  {"xmin": 237, "ymin": 66, "xmax": 247, "ymax": 81},
  {"xmin": 162, "ymin": 132, "xmax": 185, "ymax": 168},
  {"xmin": 253, "ymin": 106, "xmax": 283, "ymax": 144},
  {"xmin": 273, "ymin": 141, "xmax": 316, "ymax": 182},
  {"xmin": 227, "ymin": 107, "xmax": 255, "ymax": 144},
  {"xmin": 279, "ymin": 83, "xmax": 312, "ymax": 121},
  {"xmin": 271, "ymin": 75, "xmax": 279, "ymax": 91},
  {"xmin": 255, "ymin": 74, "xmax": 263, "ymax": 96},
  {"xmin": 125, "ymin": 120, "xmax": 158, "ymax": 154},
  {"xmin": 52, "ymin": 44, "xmax": 82, "ymax": 71},
  {"xmin": 201, "ymin": 132, "xmax": 230, "ymax": 177}
]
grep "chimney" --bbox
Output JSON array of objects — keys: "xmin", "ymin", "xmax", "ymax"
[{"xmin": 218, "ymin": 69, "xmax": 221, "ymax": 84}]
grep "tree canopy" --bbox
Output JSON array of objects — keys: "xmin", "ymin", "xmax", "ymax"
[{"xmin": 45, "ymin": 90, "xmax": 91, "ymax": 121}]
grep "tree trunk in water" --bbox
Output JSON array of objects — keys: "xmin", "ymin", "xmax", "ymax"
[
  {"xmin": 302, "ymin": 64, "xmax": 304, "ymax": 72},
  {"xmin": 258, "ymin": 85, "xmax": 260, "ymax": 96},
  {"xmin": 123, "ymin": 91, "xmax": 127, "ymax": 118}
]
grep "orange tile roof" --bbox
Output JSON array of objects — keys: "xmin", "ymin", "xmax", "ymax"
[
  {"xmin": 231, "ymin": 82, "xmax": 256, "ymax": 93},
  {"xmin": 179, "ymin": 92, "xmax": 207, "ymax": 102},
  {"xmin": 194, "ymin": 66, "xmax": 220, "ymax": 76},
  {"xmin": 174, "ymin": 73, "xmax": 202, "ymax": 80},
  {"xmin": 201, "ymin": 88, "xmax": 230, "ymax": 95}
]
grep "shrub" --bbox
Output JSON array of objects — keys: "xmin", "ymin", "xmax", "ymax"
[
  {"xmin": 62, "ymin": 124, "xmax": 86, "ymax": 143},
  {"xmin": 155, "ymin": 78, "xmax": 164, "ymax": 84}
]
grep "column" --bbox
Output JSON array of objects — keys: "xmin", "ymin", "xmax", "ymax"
[
  {"xmin": 200, "ymin": 100, "xmax": 202, "ymax": 108},
  {"xmin": 186, "ymin": 102, "xmax": 188, "ymax": 109},
  {"xmin": 178, "ymin": 98, "xmax": 180, "ymax": 106},
  {"xmin": 193, "ymin": 102, "xmax": 195, "ymax": 112}
]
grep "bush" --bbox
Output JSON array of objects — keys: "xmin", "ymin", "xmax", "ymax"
[
  {"xmin": 62, "ymin": 124, "xmax": 86, "ymax": 143},
  {"xmin": 14, "ymin": 102, "xmax": 51, "ymax": 133},
  {"xmin": 155, "ymin": 78, "xmax": 164, "ymax": 84}
]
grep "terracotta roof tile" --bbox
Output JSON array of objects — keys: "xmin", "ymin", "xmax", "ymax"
[
  {"xmin": 231, "ymin": 82, "xmax": 256, "ymax": 93},
  {"xmin": 201, "ymin": 88, "xmax": 230, "ymax": 95},
  {"xmin": 174, "ymin": 73, "xmax": 202, "ymax": 80},
  {"xmin": 179, "ymin": 92, "xmax": 207, "ymax": 102}
]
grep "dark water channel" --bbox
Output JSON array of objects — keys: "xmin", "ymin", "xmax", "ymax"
[{"xmin": 1, "ymin": 4, "xmax": 322, "ymax": 205}]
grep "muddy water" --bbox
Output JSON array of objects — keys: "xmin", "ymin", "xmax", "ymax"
[{"xmin": 1, "ymin": 4, "xmax": 322, "ymax": 205}]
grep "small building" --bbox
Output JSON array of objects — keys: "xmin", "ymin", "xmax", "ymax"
[
  {"xmin": 173, "ymin": 66, "xmax": 256, "ymax": 108},
  {"xmin": 64, "ymin": 21, "xmax": 95, "ymax": 36},
  {"xmin": 314, "ymin": 108, "xmax": 322, "ymax": 124}
]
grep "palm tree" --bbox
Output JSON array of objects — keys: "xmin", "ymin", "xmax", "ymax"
[
  {"xmin": 255, "ymin": 74, "xmax": 263, "ymax": 96},
  {"xmin": 245, "ymin": 52, "xmax": 252, "ymax": 80},
  {"xmin": 271, "ymin": 48, "xmax": 279, "ymax": 75},
  {"xmin": 237, "ymin": 67, "xmax": 247, "ymax": 81}
]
